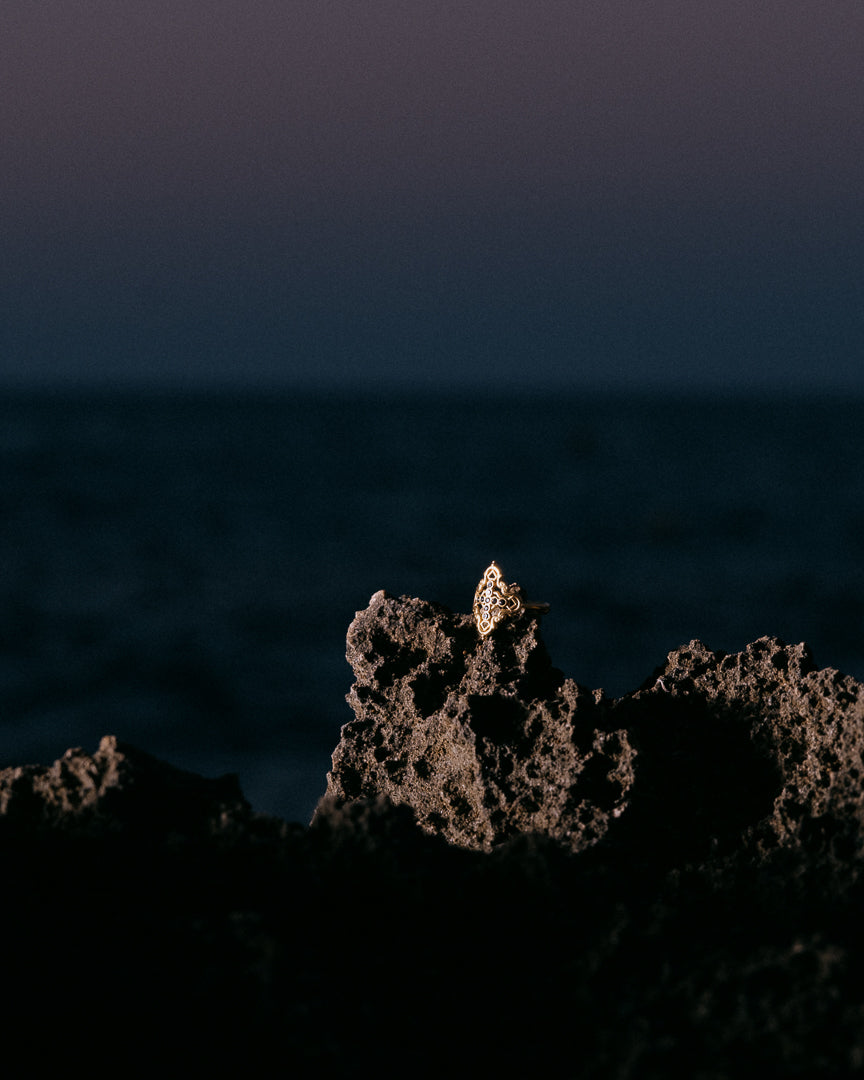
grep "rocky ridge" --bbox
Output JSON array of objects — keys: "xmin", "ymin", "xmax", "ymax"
[
  {"xmin": 324, "ymin": 589, "xmax": 864, "ymax": 875},
  {"xmin": 4, "ymin": 590, "xmax": 864, "ymax": 1075}
]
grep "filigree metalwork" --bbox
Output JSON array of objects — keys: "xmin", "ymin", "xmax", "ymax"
[{"xmin": 473, "ymin": 561, "xmax": 549, "ymax": 638}]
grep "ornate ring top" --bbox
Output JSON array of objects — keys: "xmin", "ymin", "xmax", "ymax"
[{"xmin": 473, "ymin": 561, "xmax": 528, "ymax": 638}]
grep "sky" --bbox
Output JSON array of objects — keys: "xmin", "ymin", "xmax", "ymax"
[{"xmin": 2, "ymin": 1, "xmax": 863, "ymax": 392}]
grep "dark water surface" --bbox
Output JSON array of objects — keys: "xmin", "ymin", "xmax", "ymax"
[{"xmin": 2, "ymin": 389, "xmax": 863, "ymax": 822}]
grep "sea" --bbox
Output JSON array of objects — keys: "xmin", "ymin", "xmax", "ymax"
[{"xmin": 2, "ymin": 388, "xmax": 863, "ymax": 824}]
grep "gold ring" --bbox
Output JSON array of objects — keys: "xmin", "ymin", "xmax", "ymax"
[{"xmin": 473, "ymin": 561, "xmax": 550, "ymax": 638}]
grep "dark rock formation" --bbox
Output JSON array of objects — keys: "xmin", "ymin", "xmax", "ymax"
[
  {"xmin": 323, "ymin": 590, "xmax": 864, "ymax": 874},
  {"xmin": 5, "ymin": 593, "xmax": 864, "ymax": 1075},
  {"xmin": 0, "ymin": 733, "xmax": 248, "ymax": 835},
  {"xmin": 323, "ymin": 588, "xmax": 617, "ymax": 850}
]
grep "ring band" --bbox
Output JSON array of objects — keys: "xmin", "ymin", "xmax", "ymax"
[{"xmin": 473, "ymin": 561, "xmax": 550, "ymax": 638}]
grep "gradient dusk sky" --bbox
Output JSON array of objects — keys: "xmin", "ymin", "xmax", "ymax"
[{"xmin": 2, "ymin": 2, "xmax": 863, "ymax": 391}]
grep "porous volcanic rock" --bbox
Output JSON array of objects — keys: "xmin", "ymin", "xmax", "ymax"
[
  {"xmin": 322, "ymin": 590, "xmax": 864, "ymax": 873},
  {"xmin": 6, "ymin": 596, "xmax": 864, "ymax": 1076},
  {"xmin": 320, "ymin": 589, "xmax": 620, "ymax": 851},
  {"xmin": 0, "ymin": 733, "xmax": 248, "ymax": 835}
]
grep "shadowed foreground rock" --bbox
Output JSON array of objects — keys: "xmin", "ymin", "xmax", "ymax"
[{"xmin": 5, "ymin": 594, "xmax": 864, "ymax": 1076}]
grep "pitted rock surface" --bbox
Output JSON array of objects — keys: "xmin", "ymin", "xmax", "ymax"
[
  {"xmin": 0, "ymin": 733, "xmax": 248, "ymax": 836},
  {"xmin": 637, "ymin": 637, "xmax": 864, "ymax": 866},
  {"xmin": 322, "ymin": 591, "xmax": 864, "ymax": 865},
  {"xmin": 4, "ymin": 609, "xmax": 864, "ymax": 1074},
  {"xmin": 321, "ymin": 589, "xmax": 624, "ymax": 851}
]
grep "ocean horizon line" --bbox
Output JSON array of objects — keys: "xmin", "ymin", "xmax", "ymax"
[{"xmin": 2, "ymin": 379, "xmax": 862, "ymax": 408}]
